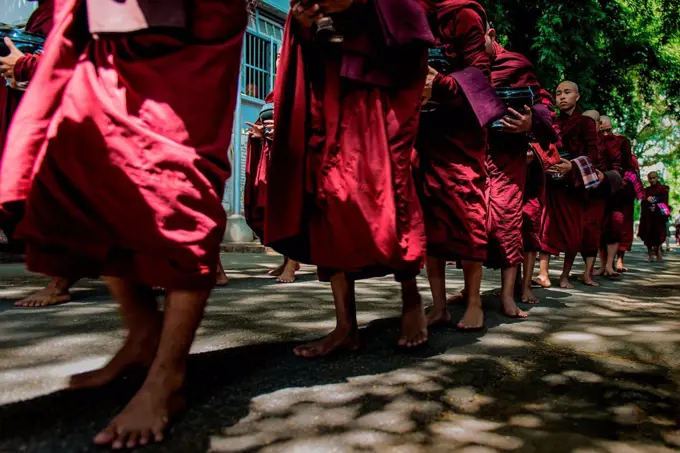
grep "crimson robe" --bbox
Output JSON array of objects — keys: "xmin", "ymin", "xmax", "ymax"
[
  {"xmin": 600, "ymin": 134, "xmax": 628, "ymax": 245},
  {"xmin": 0, "ymin": 0, "xmax": 247, "ymax": 289},
  {"xmin": 244, "ymin": 91, "xmax": 274, "ymax": 241},
  {"xmin": 0, "ymin": 0, "xmax": 54, "ymax": 244},
  {"xmin": 638, "ymin": 184, "xmax": 670, "ymax": 247},
  {"xmin": 415, "ymin": 0, "xmax": 492, "ymax": 262},
  {"xmin": 484, "ymin": 42, "xmax": 557, "ymax": 269},
  {"xmin": 265, "ymin": 1, "xmax": 433, "ymax": 281},
  {"xmin": 540, "ymin": 110, "xmax": 599, "ymax": 255}
]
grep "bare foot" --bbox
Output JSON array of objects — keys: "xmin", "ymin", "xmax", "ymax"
[
  {"xmin": 592, "ymin": 268, "xmax": 605, "ymax": 277},
  {"xmin": 426, "ymin": 306, "xmax": 452, "ymax": 327},
  {"xmin": 457, "ymin": 303, "xmax": 484, "ymax": 331},
  {"xmin": 294, "ymin": 328, "xmax": 361, "ymax": 358},
  {"xmin": 276, "ymin": 261, "xmax": 299, "ymax": 284},
  {"xmin": 602, "ymin": 269, "xmax": 621, "ymax": 278},
  {"xmin": 579, "ymin": 274, "xmax": 600, "ymax": 287},
  {"xmin": 648, "ymin": 256, "xmax": 655, "ymax": 263},
  {"xmin": 500, "ymin": 296, "xmax": 529, "ymax": 318},
  {"xmin": 521, "ymin": 288, "xmax": 540, "ymax": 304},
  {"xmin": 616, "ymin": 266, "xmax": 628, "ymax": 273},
  {"xmin": 399, "ymin": 299, "xmax": 428, "ymax": 348},
  {"xmin": 215, "ymin": 272, "xmax": 229, "ymax": 287},
  {"xmin": 446, "ymin": 291, "xmax": 466, "ymax": 305},
  {"xmin": 70, "ymin": 327, "xmax": 161, "ymax": 389},
  {"xmin": 535, "ymin": 276, "xmax": 552, "ymax": 288},
  {"xmin": 268, "ymin": 262, "xmax": 287, "ymax": 277},
  {"xmin": 657, "ymin": 253, "xmax": 663, "ymax": 262},
  {"xmin": 93, "ymin": 383, "xmax": 185, "ymax": 449},
  {"xmin": 559, "ymin": 275, "xmax": 574, "ymax": 289},
  {"xmin": 15, "ymin": 278, "xmax": 73, "ymax": 307}
]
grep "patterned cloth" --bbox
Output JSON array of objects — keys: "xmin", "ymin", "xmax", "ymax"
[
  {"xmin": 572, "ymin": 156, "xmax": 599, "ymax": 190},
  {"xmin": 624, "ymin": 170, "xmax": 645, "ymax": 200},
  {"xmin": 657, "ymin": 202, "xmax": 671, "ymax": 216}
]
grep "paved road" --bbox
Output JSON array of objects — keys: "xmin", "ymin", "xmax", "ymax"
[{"xmin": 0, "ymin": 247, "xmax": 679, "ymax": 452}]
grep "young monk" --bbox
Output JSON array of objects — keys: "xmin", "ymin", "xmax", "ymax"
[
  {"xmin": 243, "ymin": 52, "xmax": 299, "ymax": 284},
  {"xmin": 0, "ymin": 0, "xmax": 247, "ymax": 448},
  {"xmin": 0, "ymin": 0, "xmax": 79, "ymax": 307},
  {"xmin": 617, "ymin": 154, "xmax": 641, "ymax": 271},
  {"xmin": 482, "ymin": 25, "xmax": 558, "ymax": 315},
  {"xmin": 536, "ymin": 81, "xmax": 603, "ymax": 289},
  {"xmin": 266, "ymin": 0, "xmax": 434, "ymax": 356},
  {"xmin": 596, "ymin": 115, "xmax": 630, "ymax": 277},
  {"xmin": 639, "ymin": 172, "xmax": 671, "ymax": 262}
]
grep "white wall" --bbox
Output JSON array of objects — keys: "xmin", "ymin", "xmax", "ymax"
[{"xmin": 1, "ymin": 0, "xmax": 37, "ymax": 26}]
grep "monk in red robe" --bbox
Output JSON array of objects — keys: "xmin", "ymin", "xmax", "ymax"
[
  {"xmin": 482, "ymin": 27, "xmax": 558, "ymax": 315},
  {"xmin": 266, "ymin": 0, "xmax": 434, "ymax": 356},
  {"xmin": 0, "ymin": 0, "xmax": 247, "ymax": 447},
  {"xmin": 596, "ymin": 115, "xmax": 631, "ymax": 276},
  {"xmin": 243, "ymin": 54, "xmax": 299, "ymax": 284},
  {"xmin": 617, "ymin": 154, "xmax": 640, "ymax": 271},
  {"xmin": 0, "ymin": 0, "xmax": 80, "ymax": 307},
  {"xmin": 639, "ymin": 171, "xmax": 671, "ymax": 262},
  {"xmin": 536, "ymin": 81, "xmax": 603, "ymax": 289},
  {"xmin": 415, "ymin": 0, "xmax": 506, "ymax": 331}
]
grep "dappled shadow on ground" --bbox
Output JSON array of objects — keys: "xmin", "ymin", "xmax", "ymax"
[{"xmin": 0, "ymin": 248, "xmax": 678, "ymax": 452}]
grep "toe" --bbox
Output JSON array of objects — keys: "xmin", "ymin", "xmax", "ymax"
[
  {"xmin": 94, "ymin": 426, "xmax": 117, "ymax": 446},
  {"xmin": 126, "ymin": 431, "xmax": 140, "ymax": 449}
]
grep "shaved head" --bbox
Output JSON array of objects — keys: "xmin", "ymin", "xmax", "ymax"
[
  {"xmin": 583, "ymin": 110, "xmax": 600, "ymax": 122},
  {"xmin": 555, "ymin": 81, "xmax": 581, "ymax": 114},
  {"xmin": 558, "ymin": 81, "xmax": 579, "ymax": 93},
  {"xmin": 600, "ymin": 116, "xmax": 612, "ymax": 129}
]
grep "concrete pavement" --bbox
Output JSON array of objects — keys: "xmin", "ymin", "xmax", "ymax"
[{"xmin": 0, "ymin": 247, "xmax": 679, "ymax": 452}]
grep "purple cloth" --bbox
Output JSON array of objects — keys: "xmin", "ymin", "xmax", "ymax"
[
  {"xmin": 451, "ymin": 67, "xmax": 507, "ymax": 127},
  {"xmin": 373, "ymin": 0, "xmax": 435, "ymax": 47},
  {"xmin": 86, "ymin": 0, "xmax": 186, "ymax": 33}
]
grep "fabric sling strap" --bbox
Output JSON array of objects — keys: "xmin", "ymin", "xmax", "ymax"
[{"xmin": 86, "ymin": 0, "xmax": 186, "ymax": 34}]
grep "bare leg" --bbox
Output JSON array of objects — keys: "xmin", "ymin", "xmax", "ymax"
[
  {"xmin": 399, "ymin": 279, "xmax": 428, "ymax": 347},
  {"xmin": 269, "ymin": 256, "xmax": 289, "ymax": 277},
  {"xmin": 593, "ymin": 247, "xmax": 607, "ymax": 276},
  {"xmin": 656, "ymin": 245, "xmax": 663, "ymax": 261},
  {"xmin": 426, "ymin": 256, "xmax": 451, "ymax": 326},
  {"xmin": 581, "ymin": 256, "xmax": 599, "ymax": 286},
  {"xmin": 616, "ymin": 252, "xmax": 627, "ymax": 272},
  {"xmin": 559, "ymin": 253, "xmax": 576, "ymax": 289},
  {"xmin": 294, "ymin": 273, "xmax": 360, "ymax": 358},
  {"xmin": 536, "ymin": 252, "xmax": 552, "ymax": 288},
  {"xmin": 500, "ymin": 266, "xmax": 528, "ymax": 318},
  {"xmin": 93, "ymin": 287, "xmax": 210, "ymax": 449},
  {"xmin": 276, "ymin": 258, "xmax": 300, "ymax": 284},
  {"xmin": 521, "ymin": 251, "xmax": 539, "ymax": 304},
  {"xmin": 457, "ymin": 261, "xmax": 484, "ymax": 330},
  {"xmin": 648, "ymin": 246, "xmax": 654, "ymax": 262},
  {"xmin": 215, "ymin": 259, "xmax": 229, "ymax": 286},
  {"xmin": 15, "ymin": 277, "xmax": 79, "ymax": 308},
  {"xmin": 70, "ymin": 278, "xmax": 162, "ymax": 389},
  {"xmin": 604, "ymin": 243, "xmax": 621, "ymax": 276}
]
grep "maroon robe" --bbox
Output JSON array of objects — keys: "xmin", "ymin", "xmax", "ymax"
[
  {"xmin": 638, "ymin": 184, "xmax": 670, "ymax": 247},
  {"xmin": 580, "ymin": 130, "xmax": 610, "ymax": 258},
  {"xmin": 265, "ymin": 1, "xmax": 433, "ymax": 281},
  {"xmin": 485, "ymin": 42, "xmax": 556, "ymax": 269},
  {"xmin": 0, "ymin": 0, "xmax": 247, "ymax": 289},
  {"xmin": 415, "ymin": 0, "xmax": 491, "ymax": 262},
  {"xmin": 244, "ymin": 91, "xmax": 274, "ymax": 241},
  {"xmin": 600, "ymin": 134, "xmax": 629, "ymax": 245},
  {"xmin": 540, "ymin": 110, "xmax": 599, "ymax": 255},
  {"xmin": 619, "ymin": 148, "xmax": 638, "ymax": 252}
]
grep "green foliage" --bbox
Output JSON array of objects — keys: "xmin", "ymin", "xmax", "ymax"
[{"xmin": 483, "ymin": 0, "xmax": 680, "ymax": 213}]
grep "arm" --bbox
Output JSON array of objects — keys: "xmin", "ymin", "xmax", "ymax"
[
  {"xmin": 583, "ymin": 118, "xmax": 603, "ymax": 170},
  {"xmin": 13, "ymin": 53, "xmax": 42, "ymax": 83}
]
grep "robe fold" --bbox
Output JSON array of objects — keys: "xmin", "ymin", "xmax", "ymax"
[
  {"xmin": 600, "ymin": 134, "xmax": 629, "ymax": 246},
  {"xmin": 265, "ymin": 2, "xmax": 433, "ymax": 282},
  {"xmin": 244, "ymin": 91, "xmax": 274, "ymax": 242},
  {"xmin": 0, "ymin": 0, "xmax": 247, "ymax": 289},
  {"xmin": 638, "ymin": 184, "xmax": 671, "ymax": 247},
  {"xmin": 540, "ymin": 110, "xmax": 599, "ymax": 255},
  {"xmin": 415, "ymin": 0, "xmax": 492, "ymax": 262},
  {"xmin": 484, "ymin": 42, "xmax": 556, "ymax": 269}
]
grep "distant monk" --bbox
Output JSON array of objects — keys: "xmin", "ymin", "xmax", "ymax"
[
  {"xmin": 596, "ymin": 115, "xmax": 631, "ymax": 276},
  {"xmin": 578, "ymin": 110, "xmax": 608, "ymax": 286},
  {"xmin": 617, "ymin": 154, "xmax": 641, "ymax": 271},
  {"xmin": 0, "ymin": 0, "xmax": 79, "ymax": 308},
  {"xmin": 266, "ymin": 0, "xmax": 434, "ymax": 355},
  {"xmin": 416, "ymin": 0, "xmax": 505, "ymax": 330},
  {"xmin": 243, "ymin": 52, "xmax": 299, "ymax": 284},
  {"xmin": 639, "ymin": 171, "xmax": 671, "ymax": 262},
  {"xmin": 0, "ymin": 0, "xmax": 247, "ymax": 448},
  {"xmin": 482, "ymin": 26, "xmax": 558, "ymax": 314},
  {"xmin": 536, "ymin": 81, "xmax": 603, "ymax": 289}
]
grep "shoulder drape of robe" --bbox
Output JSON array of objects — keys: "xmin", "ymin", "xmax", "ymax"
[
  {"xmin": 639, "ymin": 184, "xmax": 670, "ymax": 247},
  {"xmin": 0, "ymin": 0, "xmax": 247, "ymax": 289},
  {"xmin": 265, "ymin": 1, "xmax": 432, "ymax": 280}
]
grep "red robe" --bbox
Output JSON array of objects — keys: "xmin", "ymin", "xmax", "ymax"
[
  {"xmin": 415, "ymin": 0, "xmax": 491, "ymax": 262},
  {"xmin": 540, "ymin": 110, "xmax": 599, "ymax": 255},
  {"xmin": 580, "ymin": 131, "xmax": 610, "ymax": 258},
  {"xmin": 618, "ymin": 141, "xmax": 638, "ymax": 252},
  {"xmin": 600, "ymin": 134, "xmax": 628, "ymax": 245},
  {"xmin": 244, "ymin": 91, "xmax": 274, "ymax": 241},
  {"xmin": 265, "ymin": 2, "xmax": 433, "ymax": 281},
  {"xmin": 0, "ymin": 0, "xmax": 54, "ymax": 243},
  {"xmin": 485, "ymin": 42, "xmax": 556, "ymax": 269},
  {"xmin": 639, "ymin": 184, "xmax": 670, "ymax": 247},
  {"xmin": 0, "ymin": 0, "xmax": 247, "ymax": 289}
]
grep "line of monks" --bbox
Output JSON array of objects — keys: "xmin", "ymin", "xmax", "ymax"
[{"xmin": 0, "ymin": 0, "xmax": 671, "ymax": 449}]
